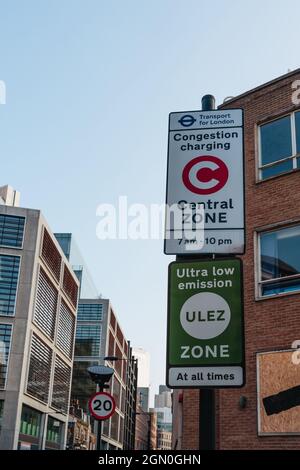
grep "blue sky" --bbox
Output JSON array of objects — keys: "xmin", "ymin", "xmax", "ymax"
[{"xmin": 1, "ymin": 0, "xmax": 299, "ymax": 402}]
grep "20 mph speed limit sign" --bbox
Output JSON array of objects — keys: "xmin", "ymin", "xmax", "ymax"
[{"xmin": 88, "ymin": 392, "xmax": 116, "ymax": 420}]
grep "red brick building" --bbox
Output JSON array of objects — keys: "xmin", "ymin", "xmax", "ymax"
[{"xmin": 172, "ymin": 69, "xmax": 300, "ymax": 450}]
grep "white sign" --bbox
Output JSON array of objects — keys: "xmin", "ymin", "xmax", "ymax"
[
  {"xmin": 88, "ymin": 392, "xmax": 116, "ymax": 420},
  {"xmin": 164, "ymin": 109, "xmax": 244, "ymax": 254},
  {"xmin": 168, "ymin": 366, "xmax": 244, "ymax": 387}
]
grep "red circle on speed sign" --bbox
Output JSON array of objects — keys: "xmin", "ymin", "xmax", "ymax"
[{"xmin": 88, "ymin": 391, "xmax": 116, "ymax": 420}]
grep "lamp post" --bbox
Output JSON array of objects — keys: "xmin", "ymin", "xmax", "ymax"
[{"xmin": 87, "ymin": 365, "xmax": 114, "ymax": 451}]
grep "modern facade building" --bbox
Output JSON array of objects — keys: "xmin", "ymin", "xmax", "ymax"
[
  {"xmin": 172, "ymin": 69, "xmax": 300, "ymax": 449},
  {"xmin": 123, "ymin": 343, "xmax": 138, "ymax": 450},
  {"xmin": 154, "ymin": 385, "xmax": 172, "ymax": 409},
  {"xmin": 137, "ymin": 387, "xmax": 149, "ymax": 413},
  {"xmin": 155, "ymin": 407, "xmax": 172, "ymax": 432},
  {"xmin": 54, "ymin": 233, "xmax": 98, "ymax": 299},
  {"xmin": 0, "ymin": 185, "xmax": 20, "ymax": 207},
  {"xmin": 134, "ymin": 403, "xmax": 150, "ymax": 450},
  {"xmin": 71, "ymin": 298, "xmax": 135, "ymax": 450},
  {"xmin": 55, "ymin": 233, "xmax": 138, "ymax": 450},
  {"xmin": 153, "ymin": 384, "xmax": 172, "ymax": 450},
  {"xmin": 132, "ymin": 348, "xmax": 150, "ymax": 412},
  {"xmin": 148, "ymin": 409, "xmax": 157, "ymax": 450},
  {"xmin": 157, "ymin": 430, "xmax": 172, "ymax": 450},
  {"xmin": 0, "ymin": 196, "xmax": 79, "ymax": 450}
]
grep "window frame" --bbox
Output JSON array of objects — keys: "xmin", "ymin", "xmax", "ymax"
[
  {"xmin": 32, "ymin": 264, "xmax": 59, "ymax": 341},
  {"xmin": 258, "ymin": 110, "xmax": 300, "ymax": 181},
  {"xmin": 74, "ymin": 323, "xmax": 102, "ymax": 357},
  {"xmin": 256, "ymin": 222, "xmax": 300, "ymax": 299},
  {"xmin": 25, "ymin": 331, "xmax": 53, "ymax": 404},
  {"xmin": 0, "ymin": 253, "xmax": 21, "ymax": 317},
  {"xmin": 0, "ymin": 322, "xmax": 13, "ymax": 390},
  {"xmin": 0, "ymin": 214, "xmax": 26, "ymax": 250},
  {"xmin": 55, "ymin": 298, "xmax": 76, "ymax": 360}
]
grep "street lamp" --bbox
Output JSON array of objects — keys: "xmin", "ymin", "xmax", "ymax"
[
  {"xmin": 104, "ymin": 355, "xmax": 127, "ymax": 362},
  {"xmin": 87, "ymin": 365, "xmax": 114, "ymax": 451}
]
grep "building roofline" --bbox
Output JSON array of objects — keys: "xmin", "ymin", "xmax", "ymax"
[{"xmin": 219, "ymin": 68, "xmax": 300, "ymax": 107}]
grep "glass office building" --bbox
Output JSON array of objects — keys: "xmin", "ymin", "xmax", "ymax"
[
  {"xmin": 55, "ymin": 233, "xmax": 138, "ymax": 450},
  {"xmin": 54, "ymin": 233, "xmax": 98, "ymax": 299},
  {"xmin": 0, "ymin": 203, "xmax": 79, "ymax": 450}
]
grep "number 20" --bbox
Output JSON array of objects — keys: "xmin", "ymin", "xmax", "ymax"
[{"xmin": 94, "ymin": 399, "xmax": 112, "ymax": 411}]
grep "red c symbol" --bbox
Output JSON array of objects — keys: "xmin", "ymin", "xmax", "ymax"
[{"xmin": 182, "ymin": 155, "xmax": 229, "ymax": 195}]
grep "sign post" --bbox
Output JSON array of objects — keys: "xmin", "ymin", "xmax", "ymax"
[
  {"xmin": 165, "ymin": 95, "xmax": 246, "ymax": 450},
  {"xmin": 88, "ymin": 391, "xmax": 116, "ymax": 451}
]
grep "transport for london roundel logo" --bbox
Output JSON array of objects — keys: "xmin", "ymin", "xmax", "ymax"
[{"xmin": 182, "ymin": 155, "xmax": 229, "ymax": 195}]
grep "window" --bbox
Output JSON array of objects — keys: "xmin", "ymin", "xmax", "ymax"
[
  {"xmin": 119, "ymin": 416, "xmax": 124, "ymax": 444},
  {"xmin": 0, "ymin": 255, "xmax": 20, "ymax": 316},
  {"xmin": 27, "ymin": 334, "xmax": 52, "ymax": 403},
  {"xmin": 0, "ymin": 215, "xmax": 25, "ymax": 248},
  {"xmin": 116, "ymin": 324, "xmax": 124, "ymax": 350},
  {"xmin": 75, "ymin": 324, "xmax": 101, "ymax": 356},
  {"xmin": 110, "ymin": 412, "xmax": 119, "ymax": 442},
  {"xmin": 259, "ymin": 111, "xmax": 300, "ymax": 179},
  {"xmin": 102, "ymin": 415, "xmax": 110, "ymax": 437},
  {"xmin": 53, "ymin": 233, "xmax": 71, "ymax": 260},
  {"xmin": 56, "ymin": 300, "xmax": 75, "ymax": 359},
  {"xmin": 41, "ymin": 229, "xmax": 62, "ymax": 282},
  {"xmin": 46, "ymin": 416, "xmax": 63, "ymax": 445},
  {"xmin": 115, "ymin": 344, "xmax": 122, "ymax": 378},
  {"xmin": 110, "ymin": 309, "xmax": 116, "ymax": 332},
  {"xmin": 259, "ymin": 224, "xmax": 300, "ymax": 296},
  {"xmin": 108, "ymin": 332, "xmax": 115, "ymax": 358},
  {"xmin": 112, "ymin": 377, "xmax": 121, "ymax": 409},
  {"xmin": 71, "ymin": 361, "xmax": 98, "ymax": 411},
  {"xmin": 19, "ymin": 405, "xmax": 41, "ymax": 439},
  {"xmin": 63, "ymin": 265, "xmax": 78, "ymax": 308},
  {"xmin": 0, "ymin": 324, "xmax": 12, "ymax": 389},
  {"xmin": 0, "ymin": 400, "xmax": 3, "ymax": 434},
  {"xmin": 77, "ymin": 303, "xmax": 103, "ymax": 322},
  {"xmin": 33, "ymin": 268, "xmax": 58, "ymax": 340},
  {"xmin": 51, "ymin": 355, "xmax": 71, "ymax": 413}
]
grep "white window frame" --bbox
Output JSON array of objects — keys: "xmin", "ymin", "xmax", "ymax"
[
  {"xmin": 256, "ymin": 223, "xmax": 300, "ymax": 299},
  {"xmin": 258, "ymin": 110, "xmax": 300, "ymax": 180}
]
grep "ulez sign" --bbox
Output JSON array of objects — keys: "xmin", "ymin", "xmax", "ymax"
[
  {"xmin": 166, "ymin": 258, "xmax": 245, "ymax": 388},
  {"xmin": 164, "ymin": 108, "xmax": 244, "ymax": 255}
]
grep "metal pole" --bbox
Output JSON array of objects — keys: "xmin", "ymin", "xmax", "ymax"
[
  {"xmin": 198, "ymin": 94, "xmax": 216, "ymax": 451},
  {"xmin": 175, "ymin": 94, "xmax": 217, "ymax": 449},
  {"xmin": 97, "ymin": 419, "xmax": 103, "ymax": 451}
]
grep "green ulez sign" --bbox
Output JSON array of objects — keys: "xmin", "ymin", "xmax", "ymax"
[{"xmin": 167, "ymin": 258, "xmax": 245, "ymax": 388}]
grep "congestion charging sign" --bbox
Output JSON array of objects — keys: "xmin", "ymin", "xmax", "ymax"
[
  {"xmin": 164, "ymin": 109, "xmax": 245, "ymax": 255},
  {"xmin": 166, "ymin": 258, "xmax": 245, "ymax": 388}
]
